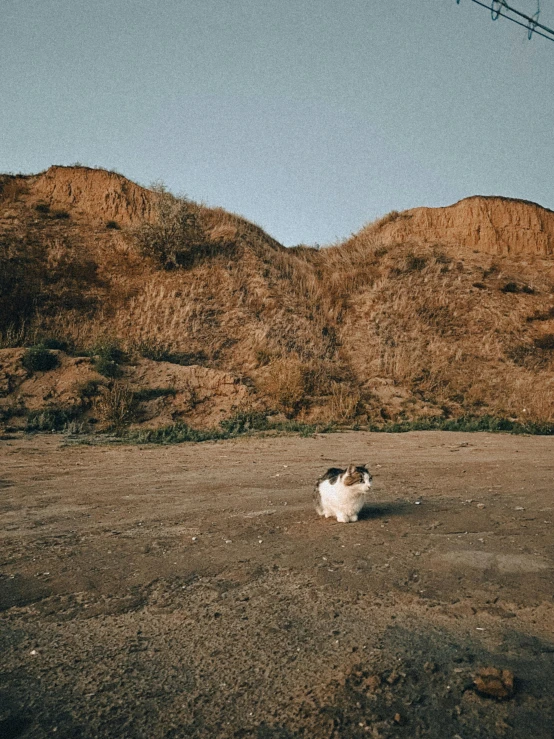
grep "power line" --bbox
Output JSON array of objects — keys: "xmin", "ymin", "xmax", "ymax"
[{"xmin": 456, "ymin": 0, "xmax": 554, "ymax": 43}]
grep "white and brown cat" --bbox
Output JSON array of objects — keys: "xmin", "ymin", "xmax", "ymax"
[{"xmin": 314, "ymin": 464, "xmax": 372, "ymax": 523}]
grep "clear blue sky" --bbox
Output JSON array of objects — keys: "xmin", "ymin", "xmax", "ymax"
[{"xmin": 1, "ymin": 0, "xmax": 553, "ymax": 245}]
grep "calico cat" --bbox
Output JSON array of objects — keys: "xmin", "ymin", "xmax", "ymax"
[{"xmin": 314, "ymin": 464, "xmax": 372, "ymax": 523}]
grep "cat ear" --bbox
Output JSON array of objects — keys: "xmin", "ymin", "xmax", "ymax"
[{"xmin": 347, "ymin": 464, "xmax": 356, "ymax": 474}]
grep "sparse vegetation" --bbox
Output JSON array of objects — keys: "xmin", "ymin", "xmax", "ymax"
[
  {"xmin": 258, "ymin": 358, "xmax": 309, "ymax": 416},
  {"xmin": 95, "ymin": 381, "xmax": 136, "ymax": 429},
  {"xmin": 26, "ymin": 406, "xmax": 79, "ymax": 432},
  {"xmin": 328, "ymin": 382, "xmax": 362, "ymax": 423},
  {"xmin": 135, "ymin": 341, "xmax": 208, "ymax": 366},
  {"xmin": 375, "ymin": 210, "xmax": 401, "ymax": 228},
  {"xmin": 116, "ymin": 413, "xmax": 334, "ymax": 445},
  {"xmin": 367, "ymin": 415, "xmax": 554, "ymax": 435},
  {"xmin": 22, "ymin": 345, "xmax": 59, "ymax": 373},
  {"xmin": 3, "ymin": 167, "xmax": 554, "ymax": 434},
  {"xmin": 527, "ymin": 306, "xmax": 554, "ymax": 322},
  {"xmin": 92, "ymin": 342, "xmax": 126, "ymax": 378},
  {"xmin": 534, "ymin": 333, "xmax": 554, "ymax": 351},
  {"xmin": 134, "ymin": 188, "xmax": 205, "ymax": 269},
  {"xmin": 106, "ymin": 220, "xmax": 120, "ymax": 230},
  {"xmin": 501, "ymin": 282, "xmax": 534, "ymax": 294}
]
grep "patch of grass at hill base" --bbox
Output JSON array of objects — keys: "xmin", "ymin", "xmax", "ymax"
[
  {"xmin": 367, "ymin": 415, "xmax": 554, "ymax": 435},
  {"xmin": 59, "ymin": 413, "xmax": 554, "ymax": 447},
  {"xmin": 99, "ymin": 412, "xmax": 336, "ymax": 445},
  {"xmin": 26, "ymin": 406, "xmax": 80, "ymax": 432}
]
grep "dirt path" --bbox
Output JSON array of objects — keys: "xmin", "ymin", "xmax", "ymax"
[{"xmin": 1, "ymin": 431, "xmax": 553, "ymax": 738}]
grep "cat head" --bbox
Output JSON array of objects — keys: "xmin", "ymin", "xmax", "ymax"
[{"xmin": 343, "ymin": 464, "xmax": 372, "ymax": 492}]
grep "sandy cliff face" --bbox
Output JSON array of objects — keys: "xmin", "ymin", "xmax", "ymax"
[
  {"xmin": 27, "ymin": 166, "xmax": 158, "ymax": 226},
  {"xmin": 367, "ymin": 196, "xmax": 554, "ymax": 256}
]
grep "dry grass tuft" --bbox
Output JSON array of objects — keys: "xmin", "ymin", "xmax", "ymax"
[
  {"xmin": 258, "ymin": 358, "xmax": 310, "ymax": 416},
  {"xmin": 95, "ymin": 381, "xmax": 136, "ymax": 429}
]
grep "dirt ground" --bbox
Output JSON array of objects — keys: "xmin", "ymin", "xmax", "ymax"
[{"xmin": 1, "ymin": 430, "xmax": 553, "ymax": 739}]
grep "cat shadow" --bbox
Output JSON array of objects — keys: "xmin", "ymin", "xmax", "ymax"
[{"xmin": 358, "ymin": 501, "xmax": 414, "ymax": 521}]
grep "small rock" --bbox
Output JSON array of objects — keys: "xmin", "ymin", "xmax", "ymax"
[
  {"xmin": 515, "ymin": 506, "xmax": 525, "ymax": 511},
  {"xmin": 393, "ymin": 713, "xmax": 402, "ymax": 724},
  {"xmin": 473, "ymin": 667, "xmax": 515, "ymax": 700},
  {"xmin": 362, "ymin": 675, "xmax": 381, "ymax": 692},
  {"xmin": 477, "ymin": 503, "xmax": 486, "ymax": 509}
]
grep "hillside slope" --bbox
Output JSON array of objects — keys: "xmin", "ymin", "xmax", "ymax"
[{"xmin": 1, "ymin": 166, "xmax": 553, "ymax": 432}]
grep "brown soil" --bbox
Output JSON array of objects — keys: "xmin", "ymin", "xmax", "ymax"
[
  {"xmin": 1, "ymin": 431, "xmax": 553, "ymax": 738},
  {"xmin": 0, "ymin": 349, "xmax": 250, "ymax": 431},
  {"xmin": 365, "ymin": 196, "xmax": 554, "ymax": 257}
]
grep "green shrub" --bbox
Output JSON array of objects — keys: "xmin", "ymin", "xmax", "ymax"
[
  {"xmin": 40, "ymin": 337, "xmax": 69, "ymax": 351},
  {"xmin": 35, "ymin": 203, "xmax": 50, "ymax": 214},
  {"xmin": 501, "ymin": 282, "xmax": 534, "ymax": 294},
  {"xmin": 134, "ymin": 190, "xmax": 205, "ymax": 270},
  {"xmin": 92, "ymin": 342, "xmax": 126, "ymax": 378},
  {"xmin": 52, "ymin": 209, "xmax": 70, "ymax": 220},
  {"xmin": 367, "ymin": 415, "xmax": 554, "ymax": 435},
  {"xmin": 220, "ymin": 411, "xmax": 270, "ymax": 434},
  {"xmin": 106, "ymin": 220, "xmax": 120, "ymax": 230},
  {"xmin": 405, "ymin": 253, "xmax": 427, "ymax": 272},
  {"xmin": 77, "ymin": 380, "xmax": 102, "ymax": 405},
  {"xmin": 26, "ymin": 406, "xmax": 79, "ymax": 432},
  {"xmin": 22, "ymin": 345, "xmax": 59, "ymax": 373},
  {"xmin": 94, "ymin": 356, "xmax": 123, "ymax": 378},
  {"xmin": 534, "ymin": 334, "xmax": 554, "ymax": 351}
]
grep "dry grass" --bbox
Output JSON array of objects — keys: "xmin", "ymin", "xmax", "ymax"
[
  {"xmin": 257, "ymin": 358, "xmax": 309, "ymax": 416},
  {"xmin": 3, "ymin": 168, "xmax": 554, "ymax": 428},
  {"xmin": 328, "ymin": 382, "xmax": 362, "ymax": 423},
  {"xmin": 95, "ymin": 381, "xmax": 136, "ymax": 429}
]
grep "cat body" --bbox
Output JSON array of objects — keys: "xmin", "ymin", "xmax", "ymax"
[{"xmin": 314, "ymin": 464, "xmax": 372, "ymax": 523}]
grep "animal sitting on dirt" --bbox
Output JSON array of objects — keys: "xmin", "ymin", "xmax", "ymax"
[{"xmin": 314, "ymin": 464, "xmax": 372, "ymax": 523}]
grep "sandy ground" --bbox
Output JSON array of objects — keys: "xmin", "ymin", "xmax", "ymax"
[{"xmin": 1, "ymin": 430, "xmax": 553, "ymax": 739}]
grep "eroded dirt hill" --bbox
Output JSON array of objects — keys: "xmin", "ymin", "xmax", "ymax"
[
  {"xmin": 1, "ymin": 166, "xmax": 553, "ymax": 432},
  {"xmin": 358, "ymin": 196, "xmax": 554, "ymax": 257}
]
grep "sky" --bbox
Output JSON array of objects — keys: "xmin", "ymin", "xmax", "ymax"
[{"xmin": 1, "ymin": 0, "xmax": 553, "ymax": 246}]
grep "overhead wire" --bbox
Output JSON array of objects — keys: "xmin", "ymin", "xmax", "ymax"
[{"xmin": 456, "ymin": 0, "xmax": 554, "ymax": 43}]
